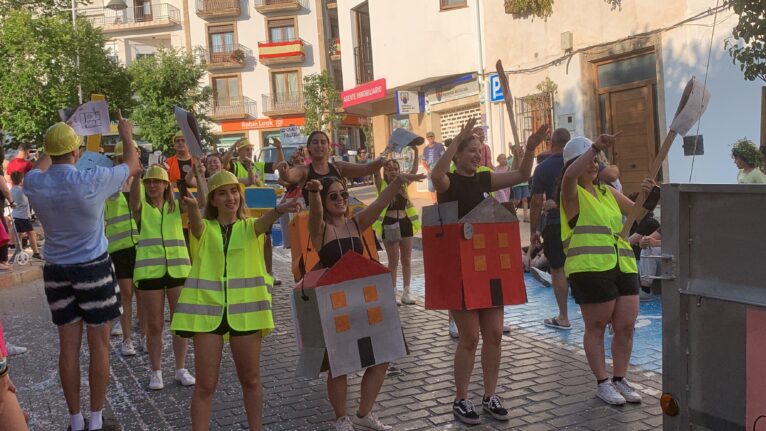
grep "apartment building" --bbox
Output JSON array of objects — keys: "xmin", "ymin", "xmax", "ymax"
[{"xmin": 337, "ymin": 0, "xmax": 764, "ymax": 197}]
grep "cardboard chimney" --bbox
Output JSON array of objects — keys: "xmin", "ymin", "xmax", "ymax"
[
  {"xmin": 291, "ymin": 252, "xmax": 407, "ymax": 379},
  {"xmin": 422, "ymin": 198, "xmax": 527, "ymax": 310}
]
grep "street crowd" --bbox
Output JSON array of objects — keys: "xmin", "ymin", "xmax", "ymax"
[{"xmin": 0, "ymin": 109, "xmax": 764, "ymax": 431}]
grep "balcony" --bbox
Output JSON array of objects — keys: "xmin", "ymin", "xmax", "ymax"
[
  {"xmin": 253, "ymin": 0, "xmax": 305, "ymax": 14},
  {"xmin": 325, "ymin": 0, "xmax": 336, "ymax": 9},
  {"xmin": 257, "ymin": 39, "xmax": 305, "ymax": 65},
  {"xmin": 329, "ymin": 38, "xmax": 340, "ymax": 61},
  {"xmin": 261, "ymin": 93, "xmax": 303, "ymax": 116},
  {"xmin": 200, "ymin": 44, "xmax": 252, "ymax": 70},
  {"xmin": 354, "ymin": 44, "xmax": 374, "ymax": 84},
  {"xmin": 82, "ymin": 3, "xmax": 180, "ymax": 33},
  {"xmin": 210, "ymin": 96, "xmax": 257, "ymax": 120},
  {"xmin": 196, "ymin": 0, "xmax": 240, "ymax": 18}
]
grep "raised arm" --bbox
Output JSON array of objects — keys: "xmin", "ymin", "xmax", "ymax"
[
  {"xmin": 117, "ymin": 110, "xmax": 142, "ymax": 178},
  {"xmin": 181, "ymin": 192, "xmax": 204, "ymax": 238},
  {"xmin": 610, "ymin": 179, "xmax": 654, "ymax": 218},
  {"xmin": 277, "ymin": 162, "xmax": 308, "ymax": 185},
  {"xmin": 490, "ymin": 125, "xmax": 549, "ymax": 192},
  {"xmin": 306, "ymin": 179, "xmax": 325, "ymax": 252},
  {"xmin": 272, "ymin": 137, "xmax": 286, "ymax": 165},
  {"xmin": 335, "ymin": 157, "xmax": 385, "ymax": 179},
  {"xmin": 431, "ymin": 118, "xmax": 478, "ymax": 193},
  {"xmin": 561, "ymin": 133, "xmax": 618, "ymax": 221},
  {"xmin": 129, "ymin": 169, "xmax": 143, "ymax": 224},
  {"xmin": 192, "ymin": 159, "xmax": 208, "ymax": 209},
  {"xmin": 221, "ymin": 144, "xmax": 237, "ymax": 171},
  {"xmin": 253, "ymin": 200, "xmax": 301, "ymax": 235},
  {"xmin": 355, "ymin": 172, "xmax": 426, "ymax": 232}
]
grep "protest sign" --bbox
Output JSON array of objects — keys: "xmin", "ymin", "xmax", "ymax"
[
  {"xmin": 279, "ymin": 125, "xmax": 304, "ymax": 145},
  {"xmin": 174, "ymin": 106, "xmax": 204, "ymax": 157},
  {"xmin": 66, "ymin": 99, "xmax": 110, "ymax": 137}
]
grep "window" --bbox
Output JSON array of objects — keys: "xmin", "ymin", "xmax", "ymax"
[
  {"xmin": 209, "ymin": 24, "xmax": 235, "ymax": 54},
  {"xmin": 213, "ymin": 76, "xmax": 240, "ymax": 107},
  {"xmin": 440, "ymin": 0, "xmax": 467, "ymax": 10},
  {"xmin": 268, "ymin": 18, "xmax": 296, "ymax": 42},
  {"xmin": 272, "ymin": 71, "xmax": 300, "ymax": 102},
  {"xmin": 135, "ymin": 53, "xmax": 155, "ymax": 61},
  {"xmin": 597, "ymin": 53, "xmax": 656, "ymax": 88}
]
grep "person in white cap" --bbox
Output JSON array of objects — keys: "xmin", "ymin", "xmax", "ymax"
[{"xmin": 559, "ymin": 134, "xmax": 655, "ymax": 406}]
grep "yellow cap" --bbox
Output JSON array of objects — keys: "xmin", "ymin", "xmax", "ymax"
[
  {"xmin": 113, "ymin": 141, "xmax": 137, "ymax": 157},
  {"xmin": 207, "ymin": 170, "xmax": 244, "ymax": 196},
  {"xmin": 143, "ymin": 165, "xmax": 169, "ymax": 183},
  {"xmin": 172, "ymin": 131, "xmax": 184, "ymax": 144},
  {"xmin": 44, "ymin": 122, "xmax": 81, "ymax": 156},
  {"xmin": 236, "ymin": 138, "xmax": 255, "ymax": 150}
]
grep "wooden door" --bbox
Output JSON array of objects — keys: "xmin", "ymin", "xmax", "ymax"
[{"xmin": 606, "ymin": 85, "xmax": 656, "ymax": 195}]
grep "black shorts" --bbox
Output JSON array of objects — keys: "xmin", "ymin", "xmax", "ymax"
[
  {"xmin": 13, "ymin": 218, "xmax": 34, "ymax": 233},
  {"xmin": 542, "ymin": 224, "xmax": 565, "ymax": 270},
  {"xmin": 109, "ymin": 247, "xmax": 136, "ymax": 280},
  {"xmin": 176, "ymin": 312, "xmax": 261, "ymax": 338},
  {"xmin": 382, "ymin": 216, "xmax": 414, "ymax": 241},
  {"xmin": 43, "ymin": 252, "xmax": 122, "ymax": 326},
  {"xmin": 137, "ymin": 273, "xmax": 186, "ymax": 291},
  {"xmin": 569, "ymin": 265, "xmax": 639, "ymax": 305}
]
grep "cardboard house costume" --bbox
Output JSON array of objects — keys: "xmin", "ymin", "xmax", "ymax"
[
  {"xmin": 292, "ymin": 252, "xmax": 407, "ymax": 379},
  {"xmin": 422, "ymin": 197, "xmax": 527, "ymax": 310}
]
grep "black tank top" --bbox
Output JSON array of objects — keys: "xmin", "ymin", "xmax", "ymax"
[
  {"xmin": 302, "ymin": 162, "xmax": 342, "ymax": 205},
  {"xmin": 317, "ymin": 219, "xmax": 364, "ymax": 268}
]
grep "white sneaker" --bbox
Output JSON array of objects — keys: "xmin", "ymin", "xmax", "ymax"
[
  {"xmin": 111, "ymin": 321, "xmax": 123, "ymax": 337},
  {"xmin": 400, "ymin": 289, "xmax": 415, "ymax": 305},
  {"xmin": 596, "ymin": 380, "xmax": 626, "ymax": 405},
  {"xmin": 120, "ymin": 339, "xmax": 137, "ymax": 357},
  {"xmin": 174, "ymin": 368, "xmax": 196, "ymax": 386},
  {"xmin": 613, "ymin": 378, "xmax": 642, "ymax": 403},
  {"xmin": 334, "ymin": 415, "xmax": 355, "ymax": 431},
  {"xmin": 449, "ymin": 320, "xmax": 459, "ymax": 338},
  {"xmin": 148, "ymin": 370, "xmax": 164, "ymax": 390},
  {"xmin": 5, "ymin": 343, "xmax": 28, "ymax": 356},
  {"xmin": 351, "ymin": 412, "xmax": 392, "ymax": 431}
]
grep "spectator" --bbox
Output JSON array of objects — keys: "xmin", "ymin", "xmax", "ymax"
[
  {"xmin": 10, "ymin": 171, "xmax": 41, "ymax": 260},
  {"xmin": 627, "ymin": 197, "xmax": 661, "ymax": 301},
  {"xmin": 509, "ymin": 145, "xmax": 530, "ymax": 222},
  {"xmin": 420, "ymin": 131, "xmax": 446, "ymax": 203},
  {"xmin": 165, "ymin": 131, "xmax": 194, "ymax": 187},
  {"xmin": 732, "ymin": 138, "xmax": 766, "ymax": 184},
  {"xmin": 471, "ymin": 126, "xmax": 494, "ymax": 169},
  {"xmin": 0, "ymin": 161, "xmax": 14, "ymax": 271},
  {"xmin": 493, "ymin": 154, "xmax": 511, "ymax": 203},
  {"xmin": 224, "ymin": 139, "xmax": 262, "ymax": 187},
  {"xmin": 6, "ymin": 145, "xmax": 33, "ymax": 182},
  {"xmin": 354, "ymin": 148, "xmax": 372, "ymax": 185}
]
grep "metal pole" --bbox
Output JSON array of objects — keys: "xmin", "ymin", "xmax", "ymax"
[{"xmin": 72, "ymin": 0, "xmax": 82, "ymax": 104}]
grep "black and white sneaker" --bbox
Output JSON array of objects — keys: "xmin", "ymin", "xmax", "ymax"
[
  {"xmin": 453, "ymin": 399, "xmax": 481, "ymax": 425},
  {"xmin": 482, "ymin": 394, "xmax": 510, "ymax": 420}
]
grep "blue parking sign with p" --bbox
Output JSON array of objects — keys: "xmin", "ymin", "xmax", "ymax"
[{"xmin": 489, "ymin": 74, "xmax": 504, "ymax": 103}]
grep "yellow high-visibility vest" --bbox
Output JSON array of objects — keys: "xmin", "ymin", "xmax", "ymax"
[
  {"xmin": 372, "ymin": 179, "xmax": 421, "ymax": 236},
  {"xmin": 133, "ymin": 198, "xmax": 191, "ymax": 281},
  {"xmin": 104, "ymin": 192, "xmax": 138, "ymax": 254}
]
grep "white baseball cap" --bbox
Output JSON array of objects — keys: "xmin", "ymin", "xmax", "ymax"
[{"xmin": 563, "ymin": 137, "xmax": 593, "ymax": 164}]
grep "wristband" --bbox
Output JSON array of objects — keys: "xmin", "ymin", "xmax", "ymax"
[{"xmin": 308, "ymin": 189, "xmax": 318, "ymax": 194}]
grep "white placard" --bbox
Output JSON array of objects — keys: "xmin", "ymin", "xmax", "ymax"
[
  {"xmin": 669, "ymin": 77, "xmax": 711, "ymax": 136},
  {"xmin": 279, "ymin": 125, "xmax": 304, "ymax": 145},
  {"xmin": 174, "ymin": 106, "xmax": 204, "ymax": 157},
  {"xmin": 396, "ymin": 90, "xmax": 421, "ymax": 114},
  {"xmin": 66, "ymin": 101, "xmax": 111, "ymax": 136}
]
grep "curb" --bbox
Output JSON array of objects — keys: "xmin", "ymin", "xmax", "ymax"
[{"xmin": 0, "ymin": 264, "xmax": 43, "ymax": 289}]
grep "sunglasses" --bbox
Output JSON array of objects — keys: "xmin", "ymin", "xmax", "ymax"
[{"xmin": 328, "ymin": 191, "xmax": 349, "ymax": 202}]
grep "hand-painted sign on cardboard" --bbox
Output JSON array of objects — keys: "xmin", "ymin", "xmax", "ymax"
[
  {"xmin": 174, "ymin": 106, "xmax": 204, "ymax": 157},
  {"xmin": 293, "ymin": 252, "xmax": 407, "ymax": 378},
  {"xmin": 422, "ymin": 197, "xmax": 527, "ymax": 310},
  {"xmin": 66, "ymin": 100, "xmax": 111, "ymax": 136}
]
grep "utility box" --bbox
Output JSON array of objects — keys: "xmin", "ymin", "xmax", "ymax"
[{"xmin": 662, "ymin": 184, "xmax": 766, "ymax": 430}]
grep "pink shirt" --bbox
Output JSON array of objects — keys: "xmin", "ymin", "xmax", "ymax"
[
  {"xmin": 0, "ymin": 320, "xmax": 6, "ymax": 357},
  {"xmin": 494, "ymin": 165, "xmax": 511, "ymax": 203},
  {"xmin": 480, "ymin": 144, "xmax": 493, "ymax": 169}
]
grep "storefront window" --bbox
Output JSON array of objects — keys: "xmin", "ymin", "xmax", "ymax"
[
  {"xmin": 389, "ymin": 114, "xmax": 411, "ymax": 131},
  {"xmin": 392, "ymin": 146, "xmax": 416, "ymax": 174}
]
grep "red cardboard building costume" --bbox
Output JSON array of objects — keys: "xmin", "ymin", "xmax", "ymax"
[{"xmin": 422, "ymin": 197, "xmax": 526, "ymax": 310}]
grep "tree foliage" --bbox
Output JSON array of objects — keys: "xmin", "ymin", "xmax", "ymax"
[
  {"xmin": 0, "ymin": 0, "xmax": 73, "ymax": 19},
  {"xmin": 726, "ymin": 0, "xmax": 766, "ymax": 82},
  {"xmin": 303, "ymin": 71, "xmax": 341, "ymax": 134},
  {"xmin": 0, "ymin": 10, "xmax": 132, "ymax": 143},
  {"xmin": 128, "ymin": 48, "xmax": 211, "ymax": 153}
]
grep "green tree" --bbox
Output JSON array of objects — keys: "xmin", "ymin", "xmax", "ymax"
[
  {"xmin": 726, "ymin": 0, "xmax": 766, "ymax": 82},
  {"xmin": 128, "ymin": 47, "xmax": 211, "ymax": 153},
  {"xmin": 0, "ymin": 10, "xmax": 132, "ymax": 142},
  {"xmin": 303, "ymin": 71, "xmax": 341, "ymax": 134},
  {"xmin": 0, "ymin": 0, "xmax": 74, "ymax": 19}
]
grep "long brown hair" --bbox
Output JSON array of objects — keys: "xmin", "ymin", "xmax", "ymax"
[
  {"xmin": 204, "ymin": 185, "xmax": 248, "ymax": 221},
  {"xmin": 144, "ymin": 180, "xmax": 176, "ymax": 213},
  {"xmin": 383, "ymin": 159, "xmax": 408, "ymax": 199}
]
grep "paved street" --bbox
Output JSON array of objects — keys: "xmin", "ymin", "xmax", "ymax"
[{"xmin": 2, "ymin": 240, "xmax": 663, "ymax": 430}]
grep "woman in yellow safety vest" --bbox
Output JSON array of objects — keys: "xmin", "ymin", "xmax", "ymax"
[
  {"xmin": 171, "ymin": 171, "xmax": 299, "ymax": 431},
  {"xmin": 305, "ymin": 169, "xmax": 424, "ymax": 431},
  {"xmin": 104, "ymin": 141, "xmax": 144, "ymax": 356},
  {"xmin": 129, "ymin": 165, "xmax": 195, "ymax": 391},
  {"xmin": 372, "ymin": 157, "xmax": 421, "ymax": 305},
  {"xmin": 559, "ymin": 135, "xmax": 656, "ymax": 406}
]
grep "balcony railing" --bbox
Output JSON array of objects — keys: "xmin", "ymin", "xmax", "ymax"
[
  {"xmin": 82, "ymin": 3, "xmax": 180, "ymax": 32},
  {"xmin": 210, "ymin": 96, "xmax": 257, "ymax": 120},
  {"xmin": 261, "ymin": 93, "xmax": 303, "ymax": 116},
  {"xmin": 329, "ymin": 38, "xmax": 340, "ymax": 61},
  {"xmin": 196, "ymin": 0, "xmax": 240, "ymax": 18},
  {"xmin": 354, "ymin": 44, "xmax": 374, "ymax": 84},
  {"xmin": 199, "ymin": 44, "xmax": 252, "ymax": 69},
  {"xmin": 257, "ymin": 38, "xmax": 306, "ymax": 65},
  {"xmin": 253, "ymin": 0, "xmax": 306, "ymax": 13}
]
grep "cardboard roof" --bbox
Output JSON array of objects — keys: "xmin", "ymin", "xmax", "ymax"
[
  {"xmin": 299, "ymin": 252, "xmax": 389, "ymax": 289},
  {"xmin": 422, "ymin": 197, "xmax": 517, "ymax": 227}
]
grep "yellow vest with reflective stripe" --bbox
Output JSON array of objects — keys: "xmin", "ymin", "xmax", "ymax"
[
  {"xmin": 372, "ymin": 179, "xmax": 421, "ymax": 236},
  {"xmin": 171, "ymin": 218, "xmax": 274, "ymax": 335},
  {"xmin": 232, "ymin": 160, "xmax": 265, "ymax": 183},
  {"xmin": 133, "ymin": 199, "xmax": 191, "ymax": 281},
  {"xmin": 104, "ymin": 192, "xmax": 138, "ymax": 254},
  {"xmin": 560, "ymin": 184, "xmax": 637, "ymax": 277}
]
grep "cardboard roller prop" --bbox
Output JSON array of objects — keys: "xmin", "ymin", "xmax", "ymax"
[
  {"xmin": 422, "ymin": 197, "xmax": 526, "ymax": 310},
  {"xmin": 288, "ymin": 197, "xmax": 378, "ymax": 282},
  {"xmin": 292, "ymin": 251, "xmax": 407, "ymax": 378}
]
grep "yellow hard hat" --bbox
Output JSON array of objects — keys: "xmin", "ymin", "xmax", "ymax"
[
  {"xmin": 236, "ymin": 138, "xmax": 255, "ymax": 150},
  {"xmin": 113, "ymin": 141, "xmax": 137, "ymax": 157},
  {"xmin": 207, "ymin": 170, "xmax": 244, "ymax": 196},
  {"xmin": 143, "ymin": 165, "xmax": 169, "ymax": 183},
  {"xmin": 44, "ymin": 122, "xmax": 81, "ymax": 156},
  {"xmin": 172, "ymin": 131, "xmax": 184, "ymax": 144}
]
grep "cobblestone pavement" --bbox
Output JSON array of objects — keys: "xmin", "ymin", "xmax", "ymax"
[{"xmin": 2, "ymin": 244, "xmax": 663, "ymax": 430}]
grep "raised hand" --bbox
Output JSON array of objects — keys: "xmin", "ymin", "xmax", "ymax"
[
  {"xmin": 274, "ymin": 161, "xmax": 289, "ymax": 172},
  {"xmin": 272, "ymin": 137, "xmax": 282, "ymax": 149},
  {"xmin": 526, "ymin": 124, "xmax": 550, "ymax": 151},
  {"xmin": 593, "ymin": 131, "xmax": 622, "ymax": 152},
  {"xmin": 180, "ymin": 192, "xmax": 197, "ymax": 210},
  {"xmin": 453, "ymin": 118, "xmax": 478, "ymax": 146},
  {"xmin": 116, "ymin": 109, "xmax": 133, "ymax": 140},
  {"xmin": 396, "ymin": 172, "xmax": 427, "ymax": 184},
  {"xmin": 304, "ymin": 179, "xmax": 322, "ymax": 193},
  {"xmin": 640, "ymin": 178, "xmax": 656, "ymax": 193}
]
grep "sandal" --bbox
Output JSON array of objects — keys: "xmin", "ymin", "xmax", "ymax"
[{"xmin": 544, "ymin": 317, "xmax": 572, "ymax": 330}]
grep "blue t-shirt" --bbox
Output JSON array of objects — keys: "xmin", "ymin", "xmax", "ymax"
[
  {"xmin": 531, "ymin": 153, "xmax": 564, "ymax": 225},
  {"xmin": 422, "ymin": 143, "xmax": 446, "ymax": 169},
  {"xmin": 24, "ymin": 164, "xmax": 129, "ymax": 264}
]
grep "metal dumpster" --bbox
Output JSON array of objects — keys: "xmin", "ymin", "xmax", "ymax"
[{"xmin": 662, "ymin": 184, "xmax": 766, "ymax": 431}]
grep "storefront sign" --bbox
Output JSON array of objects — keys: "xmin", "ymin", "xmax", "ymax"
[
  {"xmin": 425, "ymin": 78, "xmax": 480, "ymax": 105},
  {"xmin": 221, "ymin": 116, "xmax": 305, "ymax": 132},
  {"xmin": 396, "ymin": 90, "xmax": 423, "ymax": 114},
  {"xmin": 342, "ymin": 78, "xmax": 387, "ymax": 109}
]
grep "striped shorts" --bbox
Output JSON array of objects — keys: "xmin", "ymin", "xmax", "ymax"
[{"xmin": 43, "ymin": 252, "xmax": 122, "ymax": 326}]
